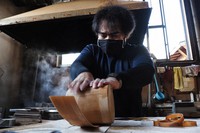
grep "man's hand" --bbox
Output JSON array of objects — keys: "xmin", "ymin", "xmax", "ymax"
[
  {"xmin": 68, "ymin": 72, "xmax": 94, "ymax": 93},
  {"xmin": 68, "ymin": 72, "xmax": 122, "ymax": 94},
  {"xmin": 90, "ymin": 77, "xmax": 122, "ymax": 90}
]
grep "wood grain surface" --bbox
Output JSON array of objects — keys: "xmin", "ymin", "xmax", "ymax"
[
  {"xmin": 0, "ymin": 0, "xmax": 148, "ymax": 25},
  {"xmin": 50, "ymin": 85, "xmax": 115, "ymax": 127}
]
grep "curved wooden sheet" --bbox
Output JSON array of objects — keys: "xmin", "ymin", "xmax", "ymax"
[
  {"xmin": 50, "ymin": 85, "xmax": 115, "ymax": 127},
  {"xmin": 50, "ymin": 96, "xmax": 96, "ymax": 127}
]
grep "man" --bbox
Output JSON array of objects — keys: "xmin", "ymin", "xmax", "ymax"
[{"xmin": 68, "ymin": 5, "xmax": 154, "ymax": 117}]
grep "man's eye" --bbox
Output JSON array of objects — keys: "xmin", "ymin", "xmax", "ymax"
[
  {"xmin": 111, "ymin": 34, "xmax": 118, "ymax": 38},
  {"xmin": 112, "ymin": 33, "xmax": 121, "ymax": 37},
  {"xmin": 100, "ymin": 33, "xmax": 107, "ymax": 38}
]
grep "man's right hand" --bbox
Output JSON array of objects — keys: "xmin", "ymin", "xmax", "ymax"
[{"xmin": 67, "ymin": 72, "xmax": 94, "ymax": 93}]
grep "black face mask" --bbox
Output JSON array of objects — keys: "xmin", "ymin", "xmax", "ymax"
[{"xmin": 97, "ymin": 39, "xmax": 125, "ymax": 57}]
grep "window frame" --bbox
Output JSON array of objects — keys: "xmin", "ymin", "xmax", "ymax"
[{"xmin": 146, "ymin": 0, "xmax": 199, "ymax": 67}]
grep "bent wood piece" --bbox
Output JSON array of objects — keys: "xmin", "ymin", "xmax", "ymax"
[
  {"xmin": 66, "ymin": 85, "xmax": 115, "ymax": 125},
  {"xmin": 50, "ymin": 85, "xmax": 115, "ymax": 127},
  {"xmin": 153, "ymin": 113, "xmax": 197, "ymax": 127},
  {"xmin": 50, "ymin": 96, "xmax": 96, "ymax": 127}
]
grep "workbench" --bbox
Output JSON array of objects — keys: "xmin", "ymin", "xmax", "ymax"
[{"xmin": 0, "ymin": 117, "xmax": 200, "ymax": 133}]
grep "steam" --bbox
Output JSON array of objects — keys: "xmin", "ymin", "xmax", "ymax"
[
  {"xmin": 21, "ymin": 49, "xmax": 72, "ymax": 106},
  {"xmin": 35, "ymin": 52, "xmax": 71, "ymax": 103}
]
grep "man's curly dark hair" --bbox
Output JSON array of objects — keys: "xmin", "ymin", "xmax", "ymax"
[{"xmin": 92, "ymin": 5, "xmax": 136, "ymax": 37}]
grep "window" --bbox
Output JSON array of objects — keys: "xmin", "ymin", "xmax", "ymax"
[
  {"xmin": 61, "ymin": 53, "xmax": 80, "ymax": 67},
  {"xmin": 143, "ymin": 0, "xmax": 199, "ymax": 66}
]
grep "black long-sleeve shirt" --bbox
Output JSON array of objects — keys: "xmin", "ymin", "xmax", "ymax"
[{"xmin": 70, "ymin": 43, "xmax": 155, "ymax": 117}]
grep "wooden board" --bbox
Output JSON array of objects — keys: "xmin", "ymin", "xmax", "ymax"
[{"xmin": 0, "ymin": 0, "xmax": 148, "ymax": 25}]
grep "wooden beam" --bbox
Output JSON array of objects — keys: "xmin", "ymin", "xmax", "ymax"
[{"xmin": 0, "ymin": 0, "xmax": 148, "ymax": 26}]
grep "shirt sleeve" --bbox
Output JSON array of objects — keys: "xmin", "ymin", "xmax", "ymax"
[
  {"xmin": 70, "ymin": 44, "xmax": 95, "ymax": 80},
  {"xmin": 117, "ymin": 46, "xmax": 155, "ymax": 89}
]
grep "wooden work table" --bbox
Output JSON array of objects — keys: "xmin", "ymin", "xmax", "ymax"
[{"xmin": 0, "ymin": 117, "xmax": 200, "ymax": 133}]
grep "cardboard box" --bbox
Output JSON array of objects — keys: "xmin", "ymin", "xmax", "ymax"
[{"xmin": 180, "ymin": 77, "xmax": 196, "ymax": 92}]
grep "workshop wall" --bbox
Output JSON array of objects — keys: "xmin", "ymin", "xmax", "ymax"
[{"xmin": 0, "ymin": 0, "xmax": 30, "ymax": 109}]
